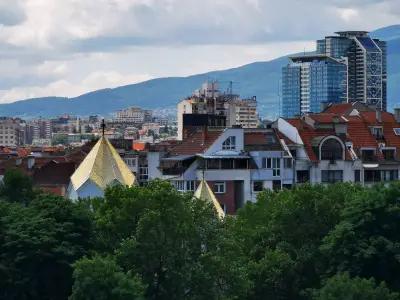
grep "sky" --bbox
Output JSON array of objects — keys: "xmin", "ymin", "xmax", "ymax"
[{"xmin": 0, "ymin": 0, "xmax": 399, "ymax": 103}]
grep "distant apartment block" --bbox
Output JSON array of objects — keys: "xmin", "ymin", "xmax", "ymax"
[
  {"xmin": 177, "ymin": 82, "xmax": 258, "ymax": 140},
  {"xmin": 282, "ymin": 31, "xmax": 387, "ymax": 118},
  {"xmin": 0, "ymin": 118, "xmax": 25, "ymax": 147},
  {"xmin": 114, "ymin": 107, "xmax": 152, "ymax": 124}
]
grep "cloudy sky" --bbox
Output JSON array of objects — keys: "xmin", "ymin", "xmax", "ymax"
[{"xmin": 0, "ymin": 0, "xmax": 399, "ymax": 103}]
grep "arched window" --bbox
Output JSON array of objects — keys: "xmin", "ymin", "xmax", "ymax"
[{"xmin": 320, "ymin": 138, "xmax": 343, "ymax": 160}]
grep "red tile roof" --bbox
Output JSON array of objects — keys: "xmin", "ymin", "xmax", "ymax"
[
  {"xmin": 285, "ymin": 109, "xmax": 400, "ymax": 161},
  {"xmin": 169, "ymin": 129, "xmax": 222, "ymax": 155},
  {"xmin": 323, "ymin": 103, "xmax": 353, "ymax": 114}
]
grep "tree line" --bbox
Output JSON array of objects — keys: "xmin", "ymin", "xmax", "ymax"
[{"xmin": 0, "ymin": 168, "xmax": 400, "ymax": 299}]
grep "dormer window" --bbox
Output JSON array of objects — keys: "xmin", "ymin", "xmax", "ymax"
[
  {"xmin": 222, "ymin": 136, "xmax": 236, "ymax": 150},
  {"xmin": 320, "ymin": 138, "xmax": 344, "ymax": 160},
  {"xmin": 361, "ymin": 149, "xmax": 375, "ymax": 161},
  {"xmin": 371, "ymin": 127, "xmax": 383, "ymax": 139},
  {"xmin": 382, "ymin": 149, "xmax": 395, "ymax": 160}
]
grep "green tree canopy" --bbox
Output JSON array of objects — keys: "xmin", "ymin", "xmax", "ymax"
[
  {"xmin": 232, "ymin": 183, "xmax": 361, "ymax": 299},
  {"xmin": 321, "ymin": 182, "xmax": 400, "ymax": 290},
  {"xmin": 70, "ymin": 255, "xmax": 145, "ymax": 300},
  {"xmin": 312, "ymin": 273, "xmax": 399, "ymax": 300},
  {"xmin": 0, "ymin": 168, "xmax": 37, "ymax": 204},
  {"xmin": 91, "ymin": 180, "xmax": 250, "ymax": 299},
  {"xmin": 0, "ymin": 194, "xmax": 93, "ymax": 300}
]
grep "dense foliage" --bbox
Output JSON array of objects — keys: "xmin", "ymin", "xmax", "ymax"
[{"xmin": 1, "ymin": 169, "xmax": 400, "ymax": 299}]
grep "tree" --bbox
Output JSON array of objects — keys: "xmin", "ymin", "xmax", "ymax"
[
  {"xmin": 0, "ymin": 168, "xmax": 37, "ymax": 204},
  {"xmin": 70, "ymin": 255, "xmax": 145, "ymax": 300},
  {"xmin": 312, "ymin": 273, "xmax": 399, "ymax": 300},
  {"xmin": 232, "ymin": 183, "xmax": 361, "ymax": 299},
  {"xmin": 0, "ymin": 194, "xmax": 94, "ymax": 300},
  {"xmin": 93, "ymin": 180, "xmax": 250, "ymax": 299},
  {"xmin": 321, "ymin": 182, "xmax": 400, "ymax": 290}
]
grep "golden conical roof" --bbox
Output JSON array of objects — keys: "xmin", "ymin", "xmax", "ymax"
[
  {"xmin": 70, "ymin": 137, "xmax": 136, "ymax": 191},
  {"xmin": 194, "ymin": 179, "xmax": 225, "ymax": 219}
]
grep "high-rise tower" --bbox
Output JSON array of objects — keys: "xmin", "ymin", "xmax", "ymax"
[{"xmin": 317, "ymin": 31, "xmax": 387, "ymax": 110}]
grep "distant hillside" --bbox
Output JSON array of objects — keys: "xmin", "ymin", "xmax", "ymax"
[{"xmin": 0, "ymin": 25, "xmax": 398, "ymax": 119}]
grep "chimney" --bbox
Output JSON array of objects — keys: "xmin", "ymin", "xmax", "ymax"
[
  {"xmin": 394, "ymin": 108, "xmax": 400, "ymax": 123},
  {"xmin": 376, "ymin": 109, "xmax": 382, "ymax": 123},
  {"xmin": 27, "ymin": 156, "xmax": 35, "ymax": 169},
  {"xmin": 201, "ymin": 126, "xmax": 208, "ymax": 145}
]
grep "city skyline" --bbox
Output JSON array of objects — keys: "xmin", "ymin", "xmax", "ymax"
[{"xmin": 0, "ymin": 0, "xmax": 399, "ymax": 104}]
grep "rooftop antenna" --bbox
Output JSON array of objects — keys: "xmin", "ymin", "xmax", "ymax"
[{"xmin": 101, "ymin": 119, "xmax": 106, "ymax": 136}]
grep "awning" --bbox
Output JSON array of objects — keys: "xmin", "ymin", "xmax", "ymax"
[
  {"xmin": 363, "ymin": 163, "xmax": 379, "ymax": 168},
  {"xmin": 161, "ymin": 155, "xmax": 195, "ymax": 161},
  {"xmin": 197, "ymin": 154, "xmax": 250, "ymax": 159}
]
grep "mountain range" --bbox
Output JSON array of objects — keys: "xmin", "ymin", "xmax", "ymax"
[{"xmin": 0, "ymin": 25, "xmax": 399, "ymax": 119}]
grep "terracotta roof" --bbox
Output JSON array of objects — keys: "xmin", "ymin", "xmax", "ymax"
[
  {"xmin": 287, "ymin": 119, "xmax": 343, "ymax": 161},
  {"xmin": 244, "ymin": 130, "xmax": 282, "ymax": 151},
  {"xmin": 169, "ymin": 129, "xmax": 222, "ymax": 155},
  {"xmin": 287, "ymin": 110, "xmax": 400, "ymax": 161},
  {"xmin": 33, "ymin": 161, "xmax": 76, "ymax": 185},
  {"xmin": 323, "ymin": 103, "xmax": 353, "ymax": 114},
  {"xmin": 308, "ymin": 113, "xmax": 347, "ymax": 123}
]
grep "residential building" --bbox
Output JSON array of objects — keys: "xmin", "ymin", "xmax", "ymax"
[
  {"xmin": 277, "ymin": 102, "xmax": 400, "ymax": 186},
  {"xmin": 177, "ymin": 81, "xmax": 258, "ymax": 140},
  {"xmin": 114, "ymin": 107, "xmax": 152, "ymax": 124},
  {"xmin": 145, "ymin": 126, "xmax": 294, "ymax": 213},
  {"xmin": 282, "ymin": 55, "xmax": 347, "ymax": 118},
  {"xmin": 0, "ymin": 118, "xmax": 25, "ymax": 147},
  {"xmin": 317, "ymin": 31, "xmax": 387, "ymax": 110}
]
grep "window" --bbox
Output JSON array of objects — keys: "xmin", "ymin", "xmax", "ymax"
[
  {"xmin": 320, "ymin": 138, "xmax": 343, "ymax": 160},
  {"xmin": 284, "ymin": 158, "xmax": 292, "ymax": 168},
  {"xmin": 263, "ymin": 157, "xmax": 281, "ymax": 176},
  {"xmin": 253, "ymin": 181, "xmax": 263, "ymax": 192},
  {"xmin": 174, "ymin": 180, "xmax": 185, "ymax": 192},
  {"xmin": 297, "ymin": 170, "xmax": 310, "ymax": 183},
  {"xmin": 139, "ymin": 166, "xmax": 148, "ymax": 181},
  {"xmin": 382, "ymin": 149, "xmax": 395, "ymax": 160},
  {"xmin": 364, "ymin": 170, "xmax": 398, "ymax": 182},
  {"xmin": 272, "ymin": 158, "xmax": 280, "ymax": 176},
  {"xmin": 354, "ymin": 170, "xmax": 361, "ymax": 182},
  {"xmin": 206, "ymin": 159, "xmax": 220, "ymax": 169},
  {"xmin": 321, "ymin": 170, "xmax": 343, "ymax": 183},
  {"xmin": 393, "ymin": 128, "xmax": 400, "ymax": 136},
  {"xmin": 371, "ymin": 126, "xmax": 384, "ymax": 139},
  {"xmin": 361, "ymin": 149, "xmax": 375, "ymax": 161},
  {"xmin": 214, "ymin": 182, "xmax": 226, "ymax": 194},
  {"xmin": 262, "ymin": 157, "xmax": 271, "ymax": 169},
  {"xmin": 222, "ymin": 136, "xmax": 236, "ymax": 150},
  {"xmin": 186, "ymin": 180, "xmax": 196, "ymax": 191}
]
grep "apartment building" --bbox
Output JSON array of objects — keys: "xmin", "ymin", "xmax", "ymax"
[
  {"xmin": 144, "ymin": 127, "xmax": 294, "ymax": 213},
  {"xmin": 177, "ymin": 82, "xmax": 258, "ymax": 140},
  {"xmin": 0, "ymin": 118, "xmax": 25, "ymax": 147},
  {"xmin": 114, "ymin": 107, "xmax": 152, "ymax": 124},
  {"xmin": 277, "ymin": 102, "xmax": 400, "ymax": 185}
]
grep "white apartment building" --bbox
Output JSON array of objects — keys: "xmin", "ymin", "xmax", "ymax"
[
  {"xmin": 0, "ymin": 118, "xmax": 25, "ymax": 147},
  {"xmin": 114, "ymin": 107, "xmax": 152, "ymax": 124}
]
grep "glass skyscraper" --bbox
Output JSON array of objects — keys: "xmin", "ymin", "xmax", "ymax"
[
  {"xmin": 282, "ymin": 55, "xmax": 347, "ymax": 118},
  {"xmin": 282, "ymin": 31, "xmax": 387, "ymax": 118},
  {"xmin": 317, "ymin": 31, "xmax": 387, "ymax": 111}
]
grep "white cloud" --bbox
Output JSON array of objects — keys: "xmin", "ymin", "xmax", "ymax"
[{"xmin": 0, "ymin": 0, "xmax": 398, "ymax": 103}]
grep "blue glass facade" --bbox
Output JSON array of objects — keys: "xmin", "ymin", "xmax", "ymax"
[
  {"xmin": 282, "ymin": 65, "xmax": 301, "ymax": 118},
  {"xmin": 282, "ymin": 56, "xmax": 347, "ymax": 118}
]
